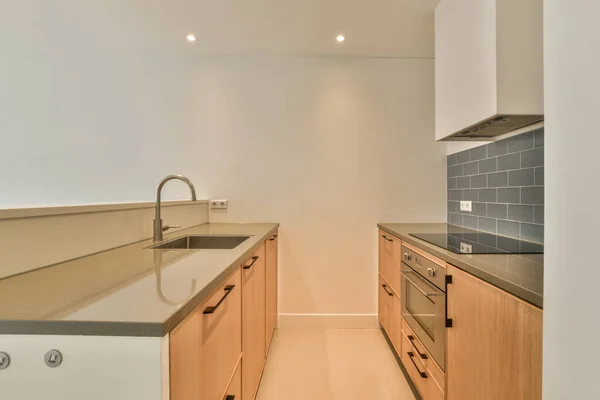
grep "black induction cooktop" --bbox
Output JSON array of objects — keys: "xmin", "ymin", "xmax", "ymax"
[{"xmin": 409, "ymin": 231, "xmax": 544, "ymax": 254}]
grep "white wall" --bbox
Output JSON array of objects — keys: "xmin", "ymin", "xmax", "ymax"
[
  {"xmin": 0, "ymin": 1, "xmax": 447, "ymax": 321},
  {"xmin": 543, "ymin": 1, "xmax": 600, "ymax": 398},
  {"xmin": 193, "ymin": 58, "xmax": 447, "ymax": 319}
]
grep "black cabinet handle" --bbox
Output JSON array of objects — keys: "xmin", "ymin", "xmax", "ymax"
[
  {"xmin": 225, "ymin": 396, "xmax": 235, "ymax": 400},
  {"xmin": 269, "ymin": 235, "xmax": 278, "ymax": 241},
  {"xmin": 203, "ymin": 285, "xmax": 235, "ymax": 314},
  {"xmin": 407, "ymin": 335, "xmax": 428, "ymax": 359},
  {"xmin": 243, "ymin": 256, "xmax": 259, "ymax": 270},
  {"xmin": 407, "ymin": 352, "xmax": 427, "ymax": 378},
  {"xmin": 381, "ymin": 284, "xmax": 394, "ymax": 296},
  {"xmin": 381, "ymin": 235, "xmax": 393, "ymax": 242}
]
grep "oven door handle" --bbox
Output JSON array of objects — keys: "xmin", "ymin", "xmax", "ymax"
[{"xmin": 402, "ymin": 271, "xmax": 444, "ymax": 297}]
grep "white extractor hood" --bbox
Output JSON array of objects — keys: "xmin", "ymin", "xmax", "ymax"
[{"xmin": 434, "ymin": 0, "xmax": 544, "ymax": 141}]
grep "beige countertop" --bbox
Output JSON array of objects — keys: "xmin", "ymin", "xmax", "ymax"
[
  {"xmin": 378, "ymin": 223, "xmax": 543, "ymax": 308},
  {"xmin": 0, "ymin": 223, "xmax": 279, "ymax": 336}
]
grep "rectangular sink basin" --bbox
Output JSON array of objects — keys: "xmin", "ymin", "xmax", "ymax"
[{"xmin": 150, "ymin": 235, "xmax": 250, "ymax": 250}]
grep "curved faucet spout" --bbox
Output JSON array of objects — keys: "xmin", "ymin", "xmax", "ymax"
[{"xmin": 154, "ymin": 174, "xmax": 197, "ymax": 242}]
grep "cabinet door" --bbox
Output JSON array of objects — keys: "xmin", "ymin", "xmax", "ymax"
[
  {"xmin": 170, "ymin": 268, "xmax": 242, "ymax": 400},
  {"xmin": 446, "ymin": 265, "xmax": 543, "ymax": 400},
  {"xmin": 265, "ymin": 233, "xmax": 278, "ymax": 355},
  {"xmin": 378, "ymin": 230, "xmax": 401, "ymax": 295},
  {"xmin": 242, "ymin": 244, "xmax": 267, "ymax": 400}
]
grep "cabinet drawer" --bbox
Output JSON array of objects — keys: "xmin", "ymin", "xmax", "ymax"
[
  {"xmin": 379, "ymin": 230, "xmax": 401, "ymax": 295},
  {"xmin": 170, "ymin": 269, "xmax": 242, "ymax": 400},
  {"xmin": 401, "ymin": 332, "xmax": 428, "ymax": 398},
  {"xmin": 401, "ymin": 318, "xmax": 445, "ymax": 394}
]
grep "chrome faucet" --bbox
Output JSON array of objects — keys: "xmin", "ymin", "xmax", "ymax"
[{"xmin": 153, "ymin": 174, "xmax": 197, "ymax": 242}]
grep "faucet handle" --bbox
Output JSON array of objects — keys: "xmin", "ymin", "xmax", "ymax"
[{"xmin": 162, "ymin": 224, "xmax": 181, "ymax": 232}]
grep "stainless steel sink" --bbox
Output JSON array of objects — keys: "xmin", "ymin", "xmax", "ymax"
[{"xmin": 150, "ymin": 235, "xmax": 250, "ymax": 250}]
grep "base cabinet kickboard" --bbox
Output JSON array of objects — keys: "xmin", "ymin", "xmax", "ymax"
[{"xmin": 377, "ymin": 228, "xmax": 543, "ymax": 400}]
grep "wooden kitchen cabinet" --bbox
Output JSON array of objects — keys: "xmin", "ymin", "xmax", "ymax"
[
  {"xmin": 378, "ymin": 229, "xmax": 401, "ymax": 296},
  {"xmin": 446, "ymin": 264, "xmax": 543, "ymax": 400},
  {"xmin": 170, "ymin": 268, "xmax": 242, "ymax": 400},
  {"xmin": 242, "ymin": 243, "xmax": 267, "ymax": 400},
  {"xmin": 265, "ymin": 232, "xmax": 278, "ymax": 355},
  {"xmin": 378, "ymin": 275, "xmax": 402, "ymax": 357}
]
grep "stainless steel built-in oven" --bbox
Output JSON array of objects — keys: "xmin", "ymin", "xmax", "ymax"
[{"xmin": 401, "ymin": 244, "xmax": 447, "ymax": 370}]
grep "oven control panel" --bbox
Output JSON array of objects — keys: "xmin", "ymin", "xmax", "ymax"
[{"xmin": 401, "ymin": 245, "xmax": 446, "ymax": 290}]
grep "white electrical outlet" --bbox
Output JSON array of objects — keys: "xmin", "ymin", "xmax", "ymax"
[
  {"xmin": 460, "ymin": 201, "xmax": 473, "ymax": 212},
  {"xmin": 210, "ymin": 200, "xmax": 228, "ymax": 210},
  {"xmin": 460, "ymin": 242, "xmax": 473, "ymax": 254}
]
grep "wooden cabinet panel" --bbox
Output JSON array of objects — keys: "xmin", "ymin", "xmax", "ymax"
[
  {"xmin": 222, "ymin": 356, "xmax": 242, "ymax": 400},
  {"xmin": 390, "ymin": 289, "xmax": 402, "ymax": 356},
  {"xmin": 170, "ymin": 268, "xmax": 242, "ymax": 400},
  {"xmin": 446, "ymin": 264, "xmax": 543, "ymax": 400},
  {"xmin": 401, "ymin": 318, "xmax": 444, "ymax": 393},
  {"xmin": 379, "ymin": 275, "xmax": 402, "ymax": 357},
  {"xmin": 265, "ymin": 233, "xmax": 278, "ymax": 355},
  {"xmin": 401, "ymin": 331, "xmax": 428, "ymax": 398},
  {"xmin": 242, "ymin": 244, "xmax": 267, "ymax": 400},
  {"xmin": 378, "ymin": 230, "xmax": 401, "ymax": 295},
  {"xmin": 378, "ymin": 276, "xmax": 392, "ymax": 334}
]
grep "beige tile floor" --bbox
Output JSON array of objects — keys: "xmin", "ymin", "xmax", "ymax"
[{"xmin": 256, "ymin": 328, "xmax": 417, "ymax": 400}]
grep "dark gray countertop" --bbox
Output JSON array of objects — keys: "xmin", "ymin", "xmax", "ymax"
[
  {"xmin": 378, "ymin": 223, "xmax": 543, "ymax": 308},
  {"xmin": 0, "ymin": 223, "xmax": 279, "ymax": 336}
]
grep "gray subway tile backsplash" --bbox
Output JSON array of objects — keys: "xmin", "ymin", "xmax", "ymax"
[
  {"xmin": 521, "ymin": 223, "xmax": 544, "ymax": 243},
  {"xmin": 521, "ymin": 148, "xmax": 544, "ymax": 168},
  {"xmin": 463, "ymin": 161, "xmax": 479, "ymax": 176},
  {"xmin": 448, "ymin": 178, "xmax": 457, "ymax": 190},
  {"xmin": 447, "ymin": 128, "xmax": 544, "ymax": 244},
  {"xmin": 450, "ymin": 190, "xmax": 462, "ymax": 201},
  {"xmin": 508, "ymin": 204, "xmax": 535, "ymax": 223},
  {"xmin": 534, "ymin": 129, "xmax": 544, "ymax": 148},
  {"xmin": 487, "ymin": 139, "xmax": 508, "ymax": 157},
  {"xmin": 498, "ymin": 188, "xmax": 520, "ymax": 204},
  {"xmin": 498, "ymin": 220, "xmax": 520, "ymax": 238},
  {"xmin": 470, "ymin": 145, "xmax": 488, "ymax": 161},
  {"xmin": 488, "ymin": 171, "xmax": 508, "ymax": 188},
  {"xmin": 449, "ymin": 164, "xmax": 464, "ymax": 178},
  {"xmin": 463, "ymin": 215, "xmax": 478, "ymax": 229},
  {"xmin": 479, "ymin": 157, "xmax": 498, "ymax": 173},
  {"xmin": 472, "ymin": 202, "xmax": 487, "ymax": 217},
  {"xmin": 457, "ymin": 149, "xmax": 471, "ymax": 164},
  {"xmin": 450, "ymin": 213, "xmax": 463, "ymax": 226},
  {"xmin": 498, "ymin": 153, "xmax": 521, "ymax": 171},
  {"xmin": 463, "ymin": 189, "xmax": 479, "ymax": 201},
  {"xmin": 478, "ymin": 217, "xmax": 497, "ymax": 233},
  {"xmin": 535, "ymin": 167, "xmax": 544, "ymax": 186},
  {"xmin": 521, "ymin": 186, "xmax": 544, "ymax": 205},
  {"xmin": 509, "ymin": 168, "xmax": 535, "ymax": 187},
  {"xmin": 457, "ymin": 176, "xmax": 471, "ymax": 189},
  {"xmin": 534, "ymin": 206, "xmax": 544, "ymax": 224},
  {"xmin": 487, "ymin": 204, "xmax": 508, "ymax": 219},
  {"xmin": 479, "ymin": 188, "xmax": 497, "ymax": 202},
  {"xmin": 507, "ymin": 131, "xmax": 534, "ymax": 153},
  {"xmin": 470, "ymin": 174, "xmax": 488, "ymax": 188}
]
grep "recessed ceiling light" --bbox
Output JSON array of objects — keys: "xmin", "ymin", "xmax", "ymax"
[
  {"xmin": 186, "ymin": 34, "xmax": 197, "ymax": 42},
  {"xmin": 336, "ymin": 34, "xmax": 345, "ymax": 43}
]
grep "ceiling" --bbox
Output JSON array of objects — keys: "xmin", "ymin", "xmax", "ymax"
[{"xmin": 2, "ymin": 0, "xmax": 440, "ymax": 58}]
